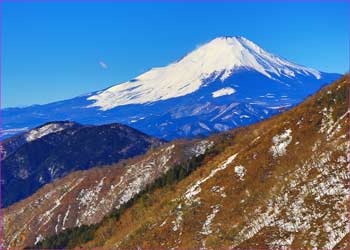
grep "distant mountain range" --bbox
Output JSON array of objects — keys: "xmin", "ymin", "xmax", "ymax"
[
  {"xmin": 3, "ymin": 36, "xmax": 341, "ymax": 140},
  {"xmin": 1, "ymin": 121, "xmax": 162, "ymax": 208}
]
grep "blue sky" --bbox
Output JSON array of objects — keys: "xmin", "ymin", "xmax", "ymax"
[{"xmin": 2, "ymin": 1, "xmax": 349, "ymax": 108}]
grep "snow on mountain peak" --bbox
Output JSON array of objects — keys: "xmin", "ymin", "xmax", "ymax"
[
  {"xmin": 206, "ymin": 36, "xmax": 321, "ymax": 80},
  {"xmin": 87, "ymin": 36, "xmax": 321, "ymax": 110},
  {"xmin": 25, "ymin": 122, "xmax": 76, "ymax": 142}
]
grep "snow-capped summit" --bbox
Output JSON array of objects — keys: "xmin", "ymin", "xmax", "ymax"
[
  {"xmin": 87, "ymin": 36, "xmax": 321, "ymax": 110},
  {"xmin": 2, "ymin": 36, "xmax": 341, "ymax": 140}
]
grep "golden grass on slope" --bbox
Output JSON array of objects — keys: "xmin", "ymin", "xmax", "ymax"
[{"xmin": 79, "ymin": 75, "xmax": 349, "ymax": 249}]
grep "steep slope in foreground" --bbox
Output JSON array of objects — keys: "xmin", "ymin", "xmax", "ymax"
[
  {"xmin": 70, "ymin": 74, "xmax": 348, "ymax": 249},
  {"xmin": 3, "ymin": 138, "xmax": 219, "ymax": 249},
  {"xmin": 1, "ymin": 121, "xmax": 163, "ymax": 208},
  {"xmin": 3, "ymin": 36, "xmax": 340, "ymax": 140}
]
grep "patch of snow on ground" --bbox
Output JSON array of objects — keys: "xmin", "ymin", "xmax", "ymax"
[
  {"xmin": 62, "ymin": 205, "xmax": 71, "ymax": 230},
  {"xmin": 55, "ymin": 214, "xmax": 61, "ymax": 233},
  {"xmin": 233, "ymin": 144, "xmax": 349, "ymax": 249},
  {"xmin": 211, "ymin": 186, "xmax": 226, "ymax": 198},
  {"xmin": 184, "ymin": 153, "xmax": 238, "ymax": 204},
  {"xmin": 34, "ymin": 234, "xmax": 44, "ymax": 245},
  {"xmin": 214, "ymin": 123, "xmax": 230, "ymax": 131},
  {"xmin": 117, "ymin": 145, "xmax": 175, "ymax": 208},
  {"xmin": 270, "ymin": 129, "xmax": 292, "ymax": 158},
  {"xmin": 212, "ymin": 87, "xmax": 236, "ymax": 98},
  {"xmin": 172, "ymin": 204, "xmax": 183, "ymax": 232},
  {"xmin": 198, "ymin": 122, "xmax": 211, "ymax": 131},
  {"xmin": 39, "ymin": 177, "xmax": 85, "ymax": 228},
  {"xmin": 190, "ymin": 140, "xmax": 214, "ymax": 157},
  {"xmin": 269, "ymin": 234, "xmax": 295, "ymax": 248},
  {"xmin": 267, "ymin": 105, "xmax": 291, "ymax": 110},
  {"xmin": 201, "ymin": 205, "xmax": 221, "ymax": 235},
  {"xmin": 234, "ymin": 165, "xmax": 246, "ymax": 180},
  {"xmin": 25, "ymin": 122, "xmax": 74, "ymax": 142},
  {"xmin": 160, "ymin": 218, "xmax": 168, "ymax": 227},
  {"xmin": 325, "ymin": 110, "xmax": 349, "ymax": 141},
  {"xmin": 320, "ymin": 107, "xmax": 334, "ymax": 134},
  {"xmin": 76, "ymin": 177, "xmax": 105, "ymax": 223}
]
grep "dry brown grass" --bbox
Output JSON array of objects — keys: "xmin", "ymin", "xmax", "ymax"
[{"xmin": 75, "ymin": 75, "xmax": 350, "ymax": 249}]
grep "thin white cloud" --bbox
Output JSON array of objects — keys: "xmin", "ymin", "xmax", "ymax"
[{"xmin": 99, "ymin": 61, "xmax": 108, "ymax": 69}]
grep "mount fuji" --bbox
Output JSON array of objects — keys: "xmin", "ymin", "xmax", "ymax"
[{"xmin": 3, "ymin": 36, "xmax": 341, "ymax": 140}]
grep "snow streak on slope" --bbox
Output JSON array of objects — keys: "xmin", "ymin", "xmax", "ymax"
[
  {"xmin": 25, "ymin": 122, "xmax": 76, "ymax": 142},
  {"xmin": 87, "ymin": 36, "xmax": 321, "ymax": 110}
]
